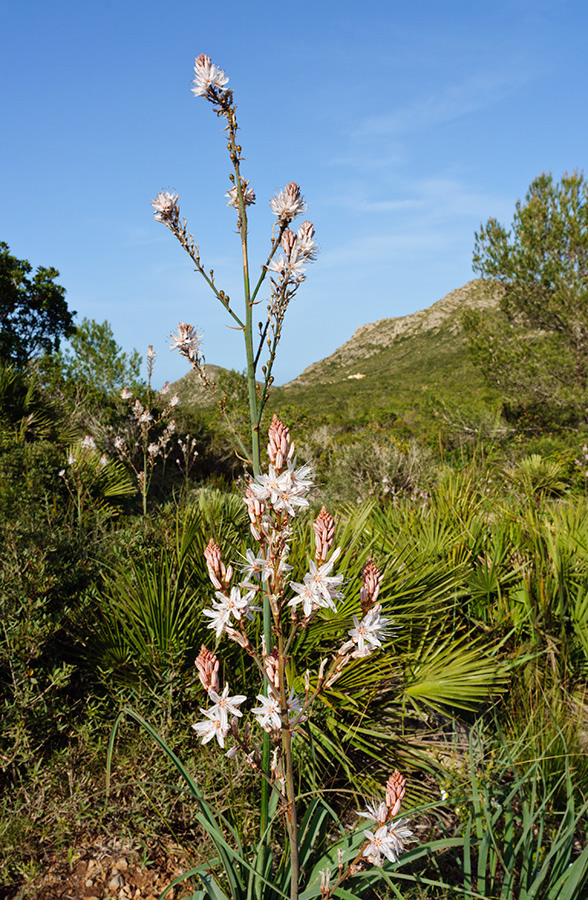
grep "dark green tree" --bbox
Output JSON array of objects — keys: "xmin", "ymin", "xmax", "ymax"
[
  {"xmin": 56, "ymin": 318, "xmax": 142, "ymax": 398},
  {"xmin": 463, "ymin": 171, "xmax": 588, "ymax": 428},
  {"xmin": 0, "ymin": 242, "xmax": 76, "ymax": 365}
]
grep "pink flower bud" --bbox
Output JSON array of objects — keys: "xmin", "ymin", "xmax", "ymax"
[
  {"xmin": 195, "ymin": 645, "xmax": 220, "ymax": 693},
  {"xmin": 281, "ymin": 229, "xmax": 297, "ymax": 258},
  {"xmin": 267, "ymin": 414, "xmax": 293, "ymax": 471},
  {"xmin": 385, "ymin": 769, "xmax": 406, "ymax": 818},
  {"xmin": 313, "ymin": 506, "xmax": 335, "ymax": 562},
  {"xmin": 204, "ymin": 539, "xmax": 230, "ymax": 588},
  {"xmin": 264, "ymin": 649, "xmax": 280, "ymax": 690},
  {"xmin": 360, "ymin": 558, "xmax": 382, "ymax": 614},
  {"xmin": 225, "ymin": 627, "xmax": 251, "ymax": 650}
]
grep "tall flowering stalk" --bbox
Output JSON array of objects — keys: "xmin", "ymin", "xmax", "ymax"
[
  {"xmin": 114, "ymin": 346, "xmax": 180, "ymax": 514},
  {"xmin": 148, "ymin": 57, "xmax": 416, "ymax": 899},
  {"xmin": 188, "ymin": 416, "xmax": 414, "ymax": 900}
]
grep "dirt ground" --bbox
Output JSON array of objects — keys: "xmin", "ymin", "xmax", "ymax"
[{"xmin": 5, "ymin": 835, "xmax": 196, "ymax": 900}]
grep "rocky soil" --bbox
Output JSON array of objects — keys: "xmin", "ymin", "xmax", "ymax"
[{"xmin": 5, "ymin": 835, "xmax": 196, "ymax": 900}]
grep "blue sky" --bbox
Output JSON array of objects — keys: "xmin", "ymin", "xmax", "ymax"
[{"xmin": 2, "ymin": 0, "xmax": 587, "ymax": 385}]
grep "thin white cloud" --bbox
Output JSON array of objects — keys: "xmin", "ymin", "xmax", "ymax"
[
  {"xmin": 355, "ymin": 69, "xmax": 532, "ymax": 139},
  {"xmin": 323, "ymin": 174, "xmax": 506, "ymax": 223},
  {"xmin": 319, "ymin": 229, "xmax": 458, "ymax": 270}
]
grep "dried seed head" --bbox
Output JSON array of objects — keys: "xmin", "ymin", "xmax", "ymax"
[
  {"xmin": 313, "ymin": 506, "xmax": 336, "ymax": 562},
  {"xmin": 360, "ymin": 558, "xmax": 382, "ymax": 614}
]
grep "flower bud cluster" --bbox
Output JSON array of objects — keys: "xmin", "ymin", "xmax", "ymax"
[
  {"xmin": 170, "ymin": 323, "xmax": 203, "ymax": 366},
  {"xmin": 358, "ymin": 770, "xmax": 415, "ymax": 867},
  {"xmin": 267, "ymin": 414, "xmax": 294, "ymax": 471},
  {"xmin": 360, "ymin": 558, "xmax": 382, "ymax": 614},
  {"xmin": 195, "ymin": 645, "xmax": 220, "ymax": 693},
  {"xmin": 267, "ymin": 221, "xmax": 318, "ymax": 286},
  {"xmin": 313, "ymin": 506, "xmax": 336, "ymax": 562},
  {"xmin": 151, "ymin": 191, "xmax": 180, "ymax": 228},
  {"xmin": 191, "ymin": 53, "xmax": 230, "ymax": 99},
  {"xmin": 270, "ymin": 182, "xmax": 306, "ymax": 225}
]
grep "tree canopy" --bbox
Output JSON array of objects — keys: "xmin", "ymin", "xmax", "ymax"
[
  {"xmin": 463, "ymin": 171, "xmax": 588, "ymax": 428},
  {"xmin": 57, "ymin": 318, "xmax": 143, "ymax": 398},
  {"xmin": 0, "ymin": 242, "xmax": 76, "ymax": 366}
]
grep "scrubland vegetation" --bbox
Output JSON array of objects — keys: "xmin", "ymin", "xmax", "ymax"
[{"xmin": 2, "ymin": 347, "xmax": 588, "ymax": 897}]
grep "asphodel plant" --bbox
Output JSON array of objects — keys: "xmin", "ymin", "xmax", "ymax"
[
  {"xmin": 151, "ymin": 56, "xmax": 415, "ymax": 899},
  {"xmin": 191, "ymin": 414, "xmax": 415, "ymax": 899},
  {"xmin": 152, "ymin": 52, "xmax": 318, "ymax": 846}
]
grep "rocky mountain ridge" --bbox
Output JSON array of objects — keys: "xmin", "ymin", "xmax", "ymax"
[{"xmin": 284, "ymin": 278, "xmax": 501, "ymax": 388}]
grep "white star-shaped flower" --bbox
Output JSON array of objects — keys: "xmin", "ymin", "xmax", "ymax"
[
  {"xmin": 202, "ymin": 587, "xmax": 257, "ymax": 638},
  {"xmin": 192, "ymin": 708, "xmax": 227, "ymax": 747},
  {"xmin": 251, "ymin": 690, "xmax": 282, "ymax": 732},
  {"xmin": 288, "ymin": 581, "xmax": 319, "ymax": 617},
  {"xmin": 206, "ymin": 684, "xmax": 246, "ymax": 731},
  {"xmin": 362, "ymin": 825, "xmax": 400, "ymax": 867},
  {"xmin": 348, "ymin": 603, "xmax": 390, "ymax": 656}
]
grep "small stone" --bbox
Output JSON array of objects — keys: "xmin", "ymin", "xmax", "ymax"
[
  {"xmin": 115, "ymin": 857, "xmax": 129, "ymax": 871},
  {"xmin": 85, "ymin": 878, "xmax": 94, "ymax": 887},
  {"xmin": 109, "ymin": 874, "xmax": 125, "ymax": 890}
]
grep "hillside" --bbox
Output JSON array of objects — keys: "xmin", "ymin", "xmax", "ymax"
[
  {"xmin": 284, "ymin": 279, "xmax": 499, "ymax": 389},
  {"xmin": 168, "ymin": 363, "xmax": 226, "ymax": 407},
  {"xmin": 171, "ymin": 279, "xmax": 503, "ymax": 424},
  {"xmin": 271, "ymin": 279, "xmax": 502, "ymax": 423}
]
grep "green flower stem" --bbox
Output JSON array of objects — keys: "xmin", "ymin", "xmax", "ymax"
[
  {"xmin": 224, "ymin": 104, "xmax": 272, "ymax": 842},
  {"xmin": 279, "ymin": 631, "xmax": 300, "ymax": 900}
]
